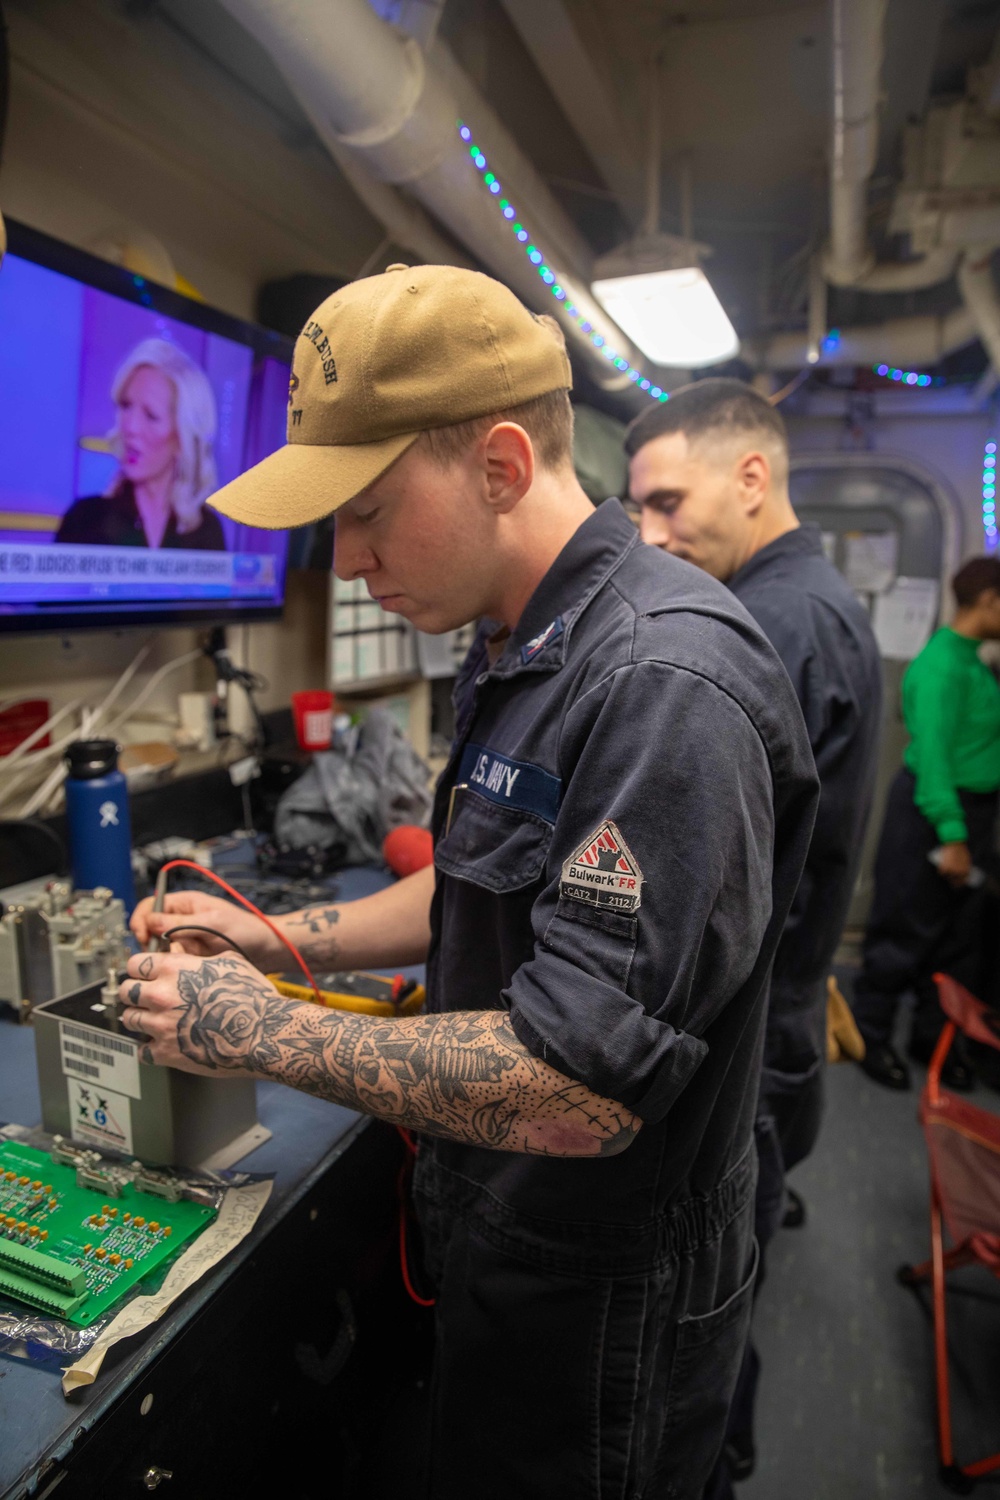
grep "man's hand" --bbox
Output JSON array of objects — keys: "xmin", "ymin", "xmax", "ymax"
[
  {"xmin": 937, "ymin": 841, "xmax": 973, "ymax": 888},
  {"xmin": 130, "ymin": 891, "xmax": 282, "ymax": 967},
  {"xmin": 119, "ymin": 949, "xmax": 289, "ymax": 1074}
]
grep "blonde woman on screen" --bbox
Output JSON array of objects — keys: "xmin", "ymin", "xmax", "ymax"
[{"xmin": 56, "ymin": 338, "xmax": 226, "ymax": 550}]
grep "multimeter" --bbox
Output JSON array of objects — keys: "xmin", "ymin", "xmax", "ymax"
[{"xmin": 269, "ymin": 969, "xmax": 425, "ymax": 1017}]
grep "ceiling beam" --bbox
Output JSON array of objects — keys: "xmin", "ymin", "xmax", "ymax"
[{"xmin": 498, "ymin": 0, "xmax": 642, "ymax": 227}]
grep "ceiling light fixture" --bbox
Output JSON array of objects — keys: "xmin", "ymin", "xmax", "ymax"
[
  {"xmin": 457, "ymin": 121, "xmax": 670, "ymax": 402},
  {"xmin": 590, "ymin": 64, "xmax": 738, "ymax": 369},
  {"xmin": 592, "ymin": 260, "xmax": 739, "ymax": 369}
]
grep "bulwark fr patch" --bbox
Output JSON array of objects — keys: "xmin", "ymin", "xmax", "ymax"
[{"xmin": 560, "ymin": 820, "xmax": 644, "ymax": 913}]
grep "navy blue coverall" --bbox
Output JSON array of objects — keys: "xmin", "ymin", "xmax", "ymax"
[
  {"xmin": 413, "ymin": 500, "xmax": 818, "ymax": 1500},
  {"xmin": 706, "ymin": 523, "xmax": 882, "ymax": 1496},
  {"xmin": 729, "ymin": 524, "xmax": 882, "ymax": 1200}
]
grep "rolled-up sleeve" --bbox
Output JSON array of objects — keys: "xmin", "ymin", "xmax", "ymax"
[{"xmin": 505, "ymin": 660, "xmax": 776, "ymax": 1123}]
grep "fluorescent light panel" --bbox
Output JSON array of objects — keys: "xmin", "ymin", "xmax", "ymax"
[{"xmin": 591, "ymin": 266, "xmax": 739, "ymax": 368}]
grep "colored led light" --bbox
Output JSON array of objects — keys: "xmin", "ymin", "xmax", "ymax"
[
  {"xmin": 918, "ymin": 374, "xmax": 931, "ymax": 386},
  {"xmin": 985, "ymin": 455, "xmax": 996, "ymax": 468},
  {"xmin": 876, "ymin": 364, "xmax": 889, "ymax": 376},
  {"xmin": 985, "ymin": 487, "xmax": 997, "ymax": 501},
  {"xmin": 987, "ymin": 443, "xmax": 998, "ymax": 455},
  {"xmin": 456, "ymin": 119, "xmax": 664, "ymax": 401},
  {"xmin": 906, "ymin": 372, "xmax": 918, "ymax": 384}
]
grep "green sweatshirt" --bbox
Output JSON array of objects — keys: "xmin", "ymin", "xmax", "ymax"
[{"xmin": 903, "ymin": 626, "xmax": 1000, "ymax": 844}]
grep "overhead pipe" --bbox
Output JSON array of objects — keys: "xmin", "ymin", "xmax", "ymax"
[
  {"xmin": 758, "ymin": 304, "xmax": 977, "ymax": 371},
  {"xmin": 823, "ymin": 0, "xmax": 958, "ymax": 292},
  {"xmin": 219, "ymin": 0, "xmax": 643, "ymax": 394},
  {"xmin": 499, "ymin": 0, "xmax": 643, "ymax": 228},
  {"xmin": 321, "ymin": 136, "xmax": 473, "ymax": 271},
  {"xmin": 958, "ymin": 244, "xmax": 1000, "ymax": 377}
]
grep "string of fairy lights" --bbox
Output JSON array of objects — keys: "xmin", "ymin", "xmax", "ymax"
[
  {"xmin": 456, "ymin": 120, "xmax": 670, "ymax": 403},
  {"xmin": 872, "ymin": 362, "xmax": 942, "ymax": 387},
  {"xmin": 984, "ymin": 440, "xmax": 998, "ymax": 551},
  {"xmin": 454, "ymin": 119, "xmax": 990, "ymax": 480}
]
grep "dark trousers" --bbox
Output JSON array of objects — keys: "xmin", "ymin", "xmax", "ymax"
[
  {"xmin": 852, "ymin": 769, "xmax": 998, "ymax": 1051},
  {"xmin": 704, "ymin": 973, "xmax": 829, "ymax": 1500},
  {"xmin": 414, "ymin": 1147, "xmax": 758, "ymax": 1500}
]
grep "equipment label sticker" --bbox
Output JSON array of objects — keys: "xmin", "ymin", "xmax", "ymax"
[
  {"xmin": 60, "ymin": 1020, "xmax": 141, "ymax": 1099},
  {"xmin": 561, "ymin": 820, "xmax": 644, "ymax": 913},
  {"xmin": 67, "ymin": 1077, "xmax": 134, "ymax": 1156}
]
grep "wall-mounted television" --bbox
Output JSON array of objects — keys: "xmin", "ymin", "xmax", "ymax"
[{"xmin": 0, "ymin": 220, "xmax": 295, "ymax": 634}]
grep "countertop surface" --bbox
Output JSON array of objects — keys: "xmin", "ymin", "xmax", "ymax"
[{"xmin": 0, "ymin": 863, "xmax": 411, "ymax": 1500}]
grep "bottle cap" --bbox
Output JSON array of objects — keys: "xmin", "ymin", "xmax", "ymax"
[{"xmin": 65, "ymin": 739, "xmax": 121, "ymax": 780}]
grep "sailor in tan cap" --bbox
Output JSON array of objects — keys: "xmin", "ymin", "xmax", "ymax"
[{"xmin": 126, "ymin": 264, "xmax": 817, "ymax": 1500}]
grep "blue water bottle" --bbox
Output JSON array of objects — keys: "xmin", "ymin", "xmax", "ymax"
[{"xmin": 64, "ymin": 739, "xmax": 136, "ymax": 913}]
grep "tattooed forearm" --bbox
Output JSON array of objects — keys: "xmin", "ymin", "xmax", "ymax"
[
  {"xmin": 282, "ymin": 905, "xmax": 343, "ymax": 964},
  {"xmin": 170, "ymin": 956, "xmax": 640, "ymax": 1157}
]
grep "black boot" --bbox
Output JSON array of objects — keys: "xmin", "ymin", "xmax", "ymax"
[{"xmin": 859, "ymin": 1042, "xmax": 911, "ymax": 1091}]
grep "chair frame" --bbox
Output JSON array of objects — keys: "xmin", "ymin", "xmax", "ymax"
[{"xmin": 899, "ymin": 976, "xmax": 1000, "ymax": 1494}]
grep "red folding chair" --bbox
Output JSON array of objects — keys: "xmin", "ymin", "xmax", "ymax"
[{"xmin": 898, "ymin": 973, "xmax": 1000, "ymax": 1494}]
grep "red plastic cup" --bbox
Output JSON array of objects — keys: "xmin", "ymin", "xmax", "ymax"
[{"xmin": 291, "ymin": 690, "xmax": 335, "ymax": 751}]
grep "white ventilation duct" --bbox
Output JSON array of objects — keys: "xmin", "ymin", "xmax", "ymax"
[
  {"xmin": 823, "ymin": 0, "xmax": 959, "ymax": 292},
  {"xmin": 958, "ymin": 245, "xmax": 1000, "ymax": 377},
  {"xmin": 219, "ymin": 0, "xmax": 646, "ymax": 394},
  {"xmin": 759, "ymin": 304, "xmax": 977, "ymax": 371}
]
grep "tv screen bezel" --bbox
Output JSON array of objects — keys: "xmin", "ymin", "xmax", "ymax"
[{"xmin": 0, "ymin": 218, "xmax": 296, "ymax": 636}]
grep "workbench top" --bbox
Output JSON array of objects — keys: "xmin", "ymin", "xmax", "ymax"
[{"xmin": 0, "ymin": 864, "xmax": 411, "ymax": 1500}]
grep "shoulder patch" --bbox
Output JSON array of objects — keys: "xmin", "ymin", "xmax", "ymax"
[{"xmin": 561, "ymin": 820, "xmax": 644, "ymax": 913}]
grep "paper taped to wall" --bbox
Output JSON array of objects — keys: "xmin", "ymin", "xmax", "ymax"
[{"xmin": 872, "ymin": 576, "xmax": 939, "ymax": 661}]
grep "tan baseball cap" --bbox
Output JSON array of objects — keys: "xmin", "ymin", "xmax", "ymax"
[{"xmin": 208, "ymin": 263, "xmax": 572, "ymax": 530}]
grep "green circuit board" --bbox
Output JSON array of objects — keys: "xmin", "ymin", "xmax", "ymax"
[{"xmin": 0, "ymin": 1141, "xmax": 215, "ymax": 1326}]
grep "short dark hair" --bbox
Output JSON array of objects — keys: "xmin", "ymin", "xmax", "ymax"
[
  {"xmin": 420, "ymin": 389, "xmax": 575, "ymax": 472},
  {"xmin": 952, "ymin": 556, "xmax": 1000, "ymax": 608},
  {"xmin": 624, "ymin": 377, "xmax": 788, "ymax": 460}
]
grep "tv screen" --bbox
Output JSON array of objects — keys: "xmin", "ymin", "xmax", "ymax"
[{"xmin": 0, "ymin": 220, "xmax": 294, "ymax": 633}]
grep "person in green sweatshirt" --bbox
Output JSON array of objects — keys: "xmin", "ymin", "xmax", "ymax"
[{"xmin": 853, "ymin": 556, "xmax": 1000, "ymax": 1091}]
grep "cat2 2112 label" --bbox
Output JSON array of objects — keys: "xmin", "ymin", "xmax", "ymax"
[{"xmin": 560, "ymin": 821, "xmax": 644, "ymax": 913}]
